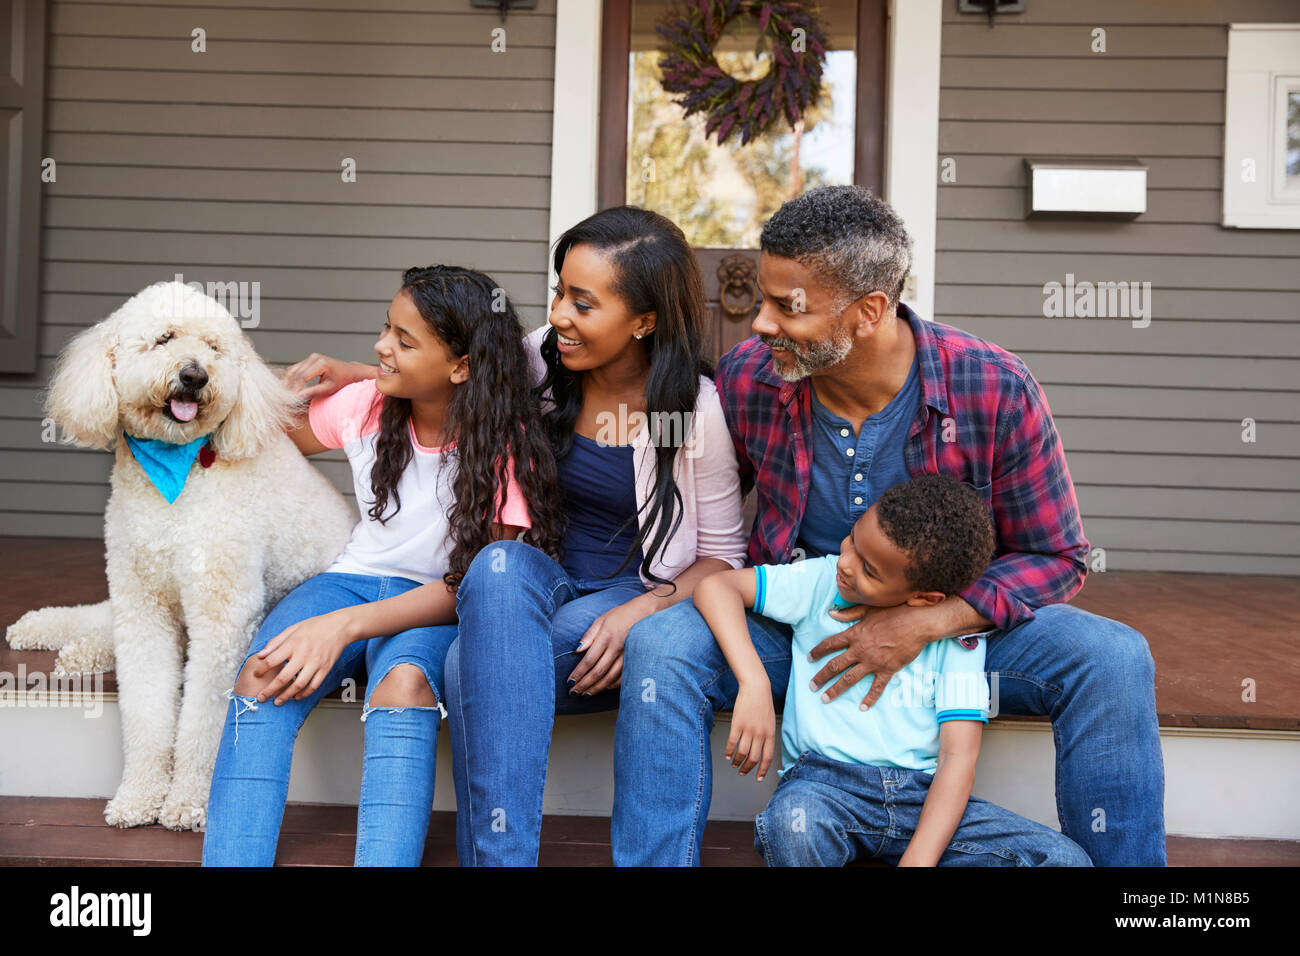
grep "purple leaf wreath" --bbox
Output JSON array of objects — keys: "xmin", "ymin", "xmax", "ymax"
[{"xmin": 656, "ymin": 0, "xmax": 829, "ymax": 146}]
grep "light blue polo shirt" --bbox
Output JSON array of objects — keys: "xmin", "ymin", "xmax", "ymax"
[{"xmin": 754, "ymin": 552, "xmax": 992, "ymax": 777}]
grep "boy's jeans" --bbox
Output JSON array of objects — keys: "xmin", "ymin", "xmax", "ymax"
[
  {"xmin": 202, "ymin": 572, "xmax": 456, "ymax": 867},
  {"xmin": 755, "ymin": 751, "xmax": 1092, "ymax": 866},
  {"xmin": 613, "ymin": 600, "xmax": 1166, "ymax": 866},
  {"xmin": 444, "ymin": 539, "xmax": 648, "ymax": 866}
]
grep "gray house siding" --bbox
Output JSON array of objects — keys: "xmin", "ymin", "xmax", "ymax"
[
  {"xmin": 0, "ymin": 0, "xmax": 556, "ymax": 535},
  {"xmin": 936, "ymin": 0, "xmax": 1300, "ymax": 574}
]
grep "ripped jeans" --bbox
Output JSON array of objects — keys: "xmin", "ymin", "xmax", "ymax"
[{"xmin": 201, "ymin": 572, "xmax": 456, "ymax": 867}]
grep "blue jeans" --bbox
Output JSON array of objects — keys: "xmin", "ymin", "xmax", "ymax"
[
  {"xmin": 755, "ymin": 751, "xmax": 1092, "ymax": 866},
  {"xmin": 444, "ymin": 539, "xmax": 647, "ymax": 865},
  {"xmin": 201, "ymin": 572, "xmax": 457, "ymax": 867},
  {"xmin": 613, "ymin": 600, "xmax": 1166, "ymax": 866}
]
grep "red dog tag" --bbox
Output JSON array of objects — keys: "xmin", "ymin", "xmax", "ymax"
[{"xmin": 199, "ymin": 444, "xmax": 215, "ymax": 468}]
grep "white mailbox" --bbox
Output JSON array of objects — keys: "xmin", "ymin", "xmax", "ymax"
[{"xmin": 1024, "ymin": 158, "xmax": 1148, "ymax": 220}]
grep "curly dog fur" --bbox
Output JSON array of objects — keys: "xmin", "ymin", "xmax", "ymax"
[{"xmin": 5, "ymin": 281, "xmax": 354, "ymax": 831}]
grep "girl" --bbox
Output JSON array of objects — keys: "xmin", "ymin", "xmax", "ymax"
[
  {"xmin": 288, "ymin": 206, "xmax": 749, "ymax": 864},
  {"xmin": 200, "ymin": 265, "xmax": 563, "ymax": 866}
]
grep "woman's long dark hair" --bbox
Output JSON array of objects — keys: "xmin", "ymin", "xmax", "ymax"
[
  {"xmin": 539, "ymin": 205, "xmax": 711, "ymax": 589},
  {"xmin": 368, "ymin": 265, "xmax": 565, "ymax": 590}
]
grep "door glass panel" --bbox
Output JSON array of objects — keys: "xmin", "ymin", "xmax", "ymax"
[{"xmin": 626, "ymin": 0, "xmax": 859, "ymax": 248}]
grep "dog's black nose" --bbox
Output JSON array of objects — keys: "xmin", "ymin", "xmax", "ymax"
[{"xmin": 179, "ymin": 365, "xmax": 208, "ymax": 390}]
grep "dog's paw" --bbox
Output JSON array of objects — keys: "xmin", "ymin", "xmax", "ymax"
[
  {"xmin": 104, "ymin": 785, "xmax": 165, "ymax": 828},
  {"xmin": 5, "ymin": 608, "xmax": 62, "ymax": 651},
  {"xmin": 53, "ymin": 638, "xmax": 115, "ymax": 676},
  {"xmin": 158, "ymin": 789, "xmax": 207, "ymax": 832}
]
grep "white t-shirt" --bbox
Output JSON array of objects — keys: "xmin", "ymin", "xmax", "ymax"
[{"xmin": 308, "ymin": 380, "xmax": 531, "ymax": 586}]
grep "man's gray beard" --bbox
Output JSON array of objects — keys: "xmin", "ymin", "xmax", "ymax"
[{"xmin": 766, "ymin": 320, "xmax": 854, "ymax": 382}]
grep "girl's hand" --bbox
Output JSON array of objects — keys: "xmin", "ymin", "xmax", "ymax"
[
  {"xmin": 567, "ymin": 596, "xmax": 656, "ymax": 697},
  {"xmin": 725, "ymin": 682, "xmax": 776, "ymax": 780},
  {"xmin": 282, "ymin": 353, "xmax": 373, "ymax": 402},
  {"xmin": 250, "ymin": 610, "xmax": 355, "ymax": 705}
]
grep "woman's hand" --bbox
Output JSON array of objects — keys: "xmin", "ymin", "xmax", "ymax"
[
  {"xmin": 725, "ymin": 681, "xmax": 776, "ymax": 781},
  {"xmin": 567, "ymin": 596, "xmax": 657, "ymax": 697},
  {"xmin": 282, "ymin": 352, "xmax": 374, "ymax": 402},
  {"xmin": 248, "ymin": 609, "xmax": 356, "ymax": 705}
]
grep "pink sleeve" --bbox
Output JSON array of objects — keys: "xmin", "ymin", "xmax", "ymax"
[
  {"xmin": 307, "ymin": 381, "xmax": 382, "ymax": 450},
  {"xmin": 493, "ymin": 454, "xmax": 533, "ymax": 529}
]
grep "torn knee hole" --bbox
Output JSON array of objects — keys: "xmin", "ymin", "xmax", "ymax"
[{"xmin": 368, "ymin": 663, "xmax": 438, "ymax": 709}]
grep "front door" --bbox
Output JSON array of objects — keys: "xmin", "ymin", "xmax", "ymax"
[{"xmin": 598, "ymin": 0, "xmax": 887, "ymax": 364}]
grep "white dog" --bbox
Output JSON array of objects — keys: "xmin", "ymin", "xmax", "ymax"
[{"xmin": 5, "ymin": 281, "xmax": 354, "ymax": 830}]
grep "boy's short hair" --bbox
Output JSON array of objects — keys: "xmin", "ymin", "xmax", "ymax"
[{"xmin": 874, "ymin": 475, "xmax": 995, "ymax": 595}]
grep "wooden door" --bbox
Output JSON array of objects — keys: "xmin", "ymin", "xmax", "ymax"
[{"xmin": 598, "ymin": 0, "xmax": 886, "ymax": 364}]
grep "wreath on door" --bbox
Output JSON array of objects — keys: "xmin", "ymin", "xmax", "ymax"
[{"xmin": 655, "ymin": 0, "xmax": 830, "ymax": 146}]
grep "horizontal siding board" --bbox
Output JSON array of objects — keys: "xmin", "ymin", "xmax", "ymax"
[
  {"xmin": 940, "ymin": 56, "xmax": 1226, "ymax": 91},
  {"xmin": 1077, "ymin": 486, "xmax": 1298, "ymax": 524},
  {"xmin": 940, "ymin": 90, "xmax": 1224, "ymax": 124},
  {"xmin": 1011, "ymin": 353, "xmax": 1296, "ymax": 390},
  {"xmin": 50, "ymin": 37, "xmax": 556, "ymax": 78},
  {"xmin": 938, "ymin": 187, "xmax": 1223, "ymax": 224},
  {"xmin": 44, "ymin": 199, "xmax": 550, "ymax": 241},
  {"xmin": 49, "ymin": 71, "xmax": 555, "ymax": 111},
  {"xmin": 39, "ymin": 264, "xmax": 547, "ymax": 310},
  {"xmin": 35, "ymin": 292, "xmax": 547, "ymax": 334},
  {"xmin": 941, "ymin": 0, "xmax": 1300, "ymax": 23},
  {"xmin": 45, "ymin": 167, "xmax": 550, "ymax": 207},
  {"xmin": 1081, "ymin": 518, "xmax": 1299, "ymax": 556},
  {"xmin": 1056, "ymin": 419, "xmax": 1300, "ymax": 457},
  {"xmin": 44, "ymin": 230, "xmax": 549, "ymax": 274},
  {"xmin": 0, "ymin": 447, "xmax": 350, "ymax": 485},
  {"xmin": 938, "ymin": 121, "xmax": 1221, "ymax": 156},
  {"xmin": 60, "ymin": 0, "xmax": 559, "ymax": 11},
  {"xmin": 1029, "ymin": 452, "xmax": 1293, "ymax": 490},
  {"xmin": 47, "ymin": 102, "xmax": 554, "ymax": 142},
  {"xmin": 935, "ymin": 156, "xmax": 1224, "ymax": 190},
  {"xmin": 935, "ymin": 285, "xmax": 1300, "ymax": 322},
  {"xmin": 941, "ymin": 25, "xmax": 1227, "ymax": 58},
  {"xmin": 1090, "ymin": 553, "xmax": 1300, "ymax": 574},
  {"xmin": 946, "ymin": 317, "xmax": 1300, "ymax": 358},
  {"xmin": 51, "ymin": 5, "xmax": 557, "ymax": 45},
  {"xmin": 935, "ymin": 252, "xmax": 1300, "ymax": 292},
  {"xmin": 938, "ymin": 221, "xmax": 1300, "ymax": 257},
  {"xmin": 1039, "ymin": 386, "xmax": 1299, "ymax": 423},
  {"xmin": 46, "ymin": 133, "xmax": 555, "ymax": 176}
]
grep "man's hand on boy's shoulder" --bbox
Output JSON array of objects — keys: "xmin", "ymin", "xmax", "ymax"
[{"xmin": 809, "ymin": 597, "xmax": 990, "ymax": 711}]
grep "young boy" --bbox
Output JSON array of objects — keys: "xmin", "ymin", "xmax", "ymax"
[{"xmin": 694, "ymin": 474, "xmax": 1092, "ymax": 867}]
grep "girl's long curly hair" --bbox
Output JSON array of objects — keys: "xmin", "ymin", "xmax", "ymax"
[
  {"xmin": 539, "ymin": 205, "xmax": 712, "ymax": 590},
  {"xmin": 368, "ymin": 265, "xmax": 565, "ymax": 590}
]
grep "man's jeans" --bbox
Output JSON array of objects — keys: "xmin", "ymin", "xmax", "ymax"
[
  {"xmin": 755, "ymin": 751, "xmax": 1091, "ymax": 866},
  {"xmin": 613, "ymin": 600, "xmax": 1165, "ymax": 866},
  {"xmin": 444, "ymin": 539, "xmax": 648, "ymax": 865}
]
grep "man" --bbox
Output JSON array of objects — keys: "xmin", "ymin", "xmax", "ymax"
[{"xmin": 612, "ymin": 185, "xmax": 1165, "ymax": 866}]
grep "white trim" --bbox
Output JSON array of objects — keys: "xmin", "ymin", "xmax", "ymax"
[
  {"xmin": 547, "ymin": 0, "xmax": 945, "ymax": 318},
  {"xmin": 883, "ymin": 0, "xmax": 942, "ymax": 321},
  {"xmin": 1222, "ymin": 23, "xmax": 1300, "ymax": 229},
  {"xmin": 545, "ymin": 0, "xmax": 604, "ymax": 308}
]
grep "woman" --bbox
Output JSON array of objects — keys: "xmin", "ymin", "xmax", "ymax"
[{"xmin": 301, "ymin": 207, "xmax": 747, "ymax": 865}]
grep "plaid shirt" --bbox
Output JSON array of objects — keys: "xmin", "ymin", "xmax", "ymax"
[{"xmin": 714, "ymin": 303, "xmax": 1090, "ymax": 631}]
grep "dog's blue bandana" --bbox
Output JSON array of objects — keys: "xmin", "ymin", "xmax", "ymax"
[{"xmin": 124, "ymin": 433, "xmax": 211, "ymax": 503}]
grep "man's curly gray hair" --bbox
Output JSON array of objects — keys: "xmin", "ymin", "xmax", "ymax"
[{"xmin": 759, "ymin": 185, "xmax": 913, "ymax": 314}]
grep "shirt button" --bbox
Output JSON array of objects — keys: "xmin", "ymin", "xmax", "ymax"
[
  {"xmin": 840, "ymin": 428, "xmax": 850, "ymax": 437},
  {"xmin": 855, "ymin": 496, "xmax": 863, "ymax": 505},
  {"xmin": 854, "ymin": 473, "xmax": 863, "ymax": 481},
  {"xmin": 846, "ymin": 448, "xmax": 855, "ymax": 457}
]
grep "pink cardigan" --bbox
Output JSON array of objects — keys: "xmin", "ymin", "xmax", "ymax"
[{"xmin": 523, "ymin": 324, "xmax": 748, "ymax": 586}]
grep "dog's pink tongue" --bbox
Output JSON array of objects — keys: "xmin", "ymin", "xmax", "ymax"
[{"xmin": 170, "ymin": 399, "xmax": 198, "ymax": 422}]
